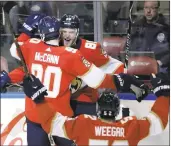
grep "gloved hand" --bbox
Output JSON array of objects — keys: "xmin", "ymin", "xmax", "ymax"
[
  {"xmin": 23, "ymin": 74, "xmax": 48, "ymax": 104},
  {"xmin": 21, "ymin": 13, "xmax": 46, "ymax": 36},
  {"xmin": 151, "ymin": 73, "xmax": 170, "ymax": 97},
  {"xmin": 0, "ymin": 70, "xmax": 11, "ymax": 93},
  {"xmin": 114, "ymin": 73, "xmax": 148, "ymax": 102}
]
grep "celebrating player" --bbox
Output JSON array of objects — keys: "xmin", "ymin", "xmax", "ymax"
[
  {"xmin": 0, "ymin": 14, "xmax": 148, "ymax": 146},
  {"xmin": 23, "ymin": 72, "xmax": 170, "ymax": 146},
  {"xmin": 60, "ymin": 14, "xmax": 125, "ymax": 116}
]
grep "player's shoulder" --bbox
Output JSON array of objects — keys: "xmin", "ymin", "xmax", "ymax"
[
  {"xmin": 80, "ymin": 38, "xmax": 99, "ymax": 45},
  {"xmin": 81, "ymin": 114, "xmax": 98, "ymax": 121},
  {"xmin": 25, "ymin": 38, "xmax": 43, "ymax": 46},
  {"xmin": 79, "ymin": 38, "xmax": 101, "ymax": 50},
  {"xmin": 59, "ymin": 46, "xmax": 82, "ymax": 63},
  {"xmin": 62, "ymin": 46, "xmax": 81, "ymax": 57},
  {"xmin": 118, "ymin": 116, "xmax": 137, "ymax": 125}
]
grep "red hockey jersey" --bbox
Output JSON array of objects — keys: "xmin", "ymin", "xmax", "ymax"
[
  {"xmin": 8, "ymin": 33, "xmax": 116, "ymax": 123},
  {"xmin": 71, "ymin": 38, "xmax": 124, "ymax": 102},
  {"xmin": 37, "ymin": 96, "xmax": 169, "ymax": 146}
]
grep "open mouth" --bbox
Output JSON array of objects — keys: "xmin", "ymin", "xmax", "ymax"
[
  {"xmin": 64, "ymin": 38, "xmax": 71, "ymax": 42},
  {"xmin": 63, "ymin": 38, "xmax": 72, "ymax": 46}
]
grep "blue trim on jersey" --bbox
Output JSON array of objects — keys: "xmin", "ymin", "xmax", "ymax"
[{"xmin": 0, "ymin": 92, "xmax": 157, "ymax": 100}]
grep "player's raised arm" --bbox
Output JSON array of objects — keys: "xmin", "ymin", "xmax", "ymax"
[
  {"xmin": 10, "ymin": 14, "xmax": 45, "ymax": 60},
  {"xmin": 136, "ymin": 73, "xmax": 170, "ymax": 140},
  {"xmin": 0, "ymin": 14, "xmax": 46, "ymax": 90},
  {"xmin": 63, "ymin": 51, "xmax": 148, "ymax": 102}
]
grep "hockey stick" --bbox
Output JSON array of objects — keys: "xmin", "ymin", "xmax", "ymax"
[
  {"xmin": 2, "ymin": 2, "xmax": 33, "ymax": 80},
  {"xmin": 2, "ymin": 3, "xmax": 57, "ymax": 145},
  {"xmin": 124, "ymin": 1, "xmax": 133, "ymax": 69}
]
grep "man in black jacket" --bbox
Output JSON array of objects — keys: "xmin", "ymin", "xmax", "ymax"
[{"xmin": 131, "ymin": 1, "xmax": 170, "ymax": 74}]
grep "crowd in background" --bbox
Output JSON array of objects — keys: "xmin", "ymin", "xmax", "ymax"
[{"xmin": 0, "ymin": 1, "xmax": 170, "ymax": 92}]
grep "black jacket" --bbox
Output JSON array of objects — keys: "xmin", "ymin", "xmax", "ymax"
[{"xmin": 130, "ymin": 14, "xmax": 170, "ymax": 69}]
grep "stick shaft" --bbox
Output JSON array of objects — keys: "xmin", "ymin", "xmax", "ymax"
[{"xmin": 124, "ymin": 1, "xmax": 133, "ymax": 69}]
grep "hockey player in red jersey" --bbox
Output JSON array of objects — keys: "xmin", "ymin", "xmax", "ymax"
[
  {"xmin": 9, "ymin": 14, "xmax": 125, "ymax": 118},
  {"xmin": 60, "ymin": 14, "xmax": 125, "ymax": 116},
  {"xmin": 9, "ymin": 14, "xmax": 130, "ymax": 118},
  {"xmin": 0, "ymin": 14, "xmax": 147, "ymax": 146},
  {"xmin": 23, "ymin": 72, "xmax": 170, "ymax": 146},
  {"xmin": 60, "ymin": 14, "xmax": 123, "ymax": 75}
]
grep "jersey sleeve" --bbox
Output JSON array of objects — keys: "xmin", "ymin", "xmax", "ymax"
[
  {"xmin": 35, "ymin": 101, "xmax": 86, "ymax": 141},
  {"xmin": 136, "ymin": 96, "xmax": 169, "ymax": 140},
  {"xmin": 99, "ymin": 56, "xmax": 124, "ymax": 74},
  {"xmin": 89, "ymin": 42, "xmax": 110, "ymax": 67},
  {"xmin": 63, "ymin": 48, "xmax": 116, "ymax": 90},
  {"xmin": 8, "ymin": 67, "xmax": 25, "ymax": 83},
  {"xmin": 93, "ymin": 43, "xmax": 124, "ymax": 74},
  {"xmin": 9, "ymin": 34, "xmax": 32, "ymax": 82},
  {"xmin": 49, "ymin": 114, "xmax": 87, "ymax": 141},
  {"xmin": 10, "ymin": 33, "xmax": 30, "ymax": 61},
  {"xmin": 83, "ymin": 41, "xmax": 124, "ymax": 74}
]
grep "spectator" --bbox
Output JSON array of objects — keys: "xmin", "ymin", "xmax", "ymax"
[{"xmin": 130, "ymin": 1, "xmax": 170, "ymax": 73}]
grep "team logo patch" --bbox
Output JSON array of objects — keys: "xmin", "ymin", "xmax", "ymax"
[
  {"xmin": 157, "ymin": 33, "xmax": 165, "ymax": 42},
  {"xmin": 70, "ymin": 77, "xmax": 83, "ymax": 94},
  {"xmin": 81, "ymin": 57, "xmax": 91, "ymax": 68}
]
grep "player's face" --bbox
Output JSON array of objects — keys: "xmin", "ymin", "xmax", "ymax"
[{"xmin": 61, "ymin": 28, "xmax": 77, "ymax": 47}]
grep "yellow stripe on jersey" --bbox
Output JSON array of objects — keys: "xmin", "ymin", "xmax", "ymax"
[{"xmin": 79, "ymin": 64, "xmax": 106, "ymax": 89}]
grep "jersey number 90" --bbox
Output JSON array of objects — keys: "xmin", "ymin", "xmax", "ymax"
[{"xmin": 31, "ymin": 63, "xmax": 62, "ymax": 98}]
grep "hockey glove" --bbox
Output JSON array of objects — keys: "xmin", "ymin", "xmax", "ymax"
[
  {"xmin": 114, "ymin": 73, "xmax": 148, "ymax": 102},
  {"xmin": 0, "ymin": 70, "xmax": 11, "ymax": 93},
  {"xmin": 151, "ymin": 73, "xmax": 170, "ymax": 97},
  {"xmin": 23, "ymin": 75, "xmax": 48, "ymax": 104},
  {"xmin": 21, "ymin": 13, "xmax": 46, "ymax": 36}
]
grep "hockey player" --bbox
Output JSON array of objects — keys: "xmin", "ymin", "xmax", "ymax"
[
  {"xmin": 60, "ymin": 14, "xmax": 125, "ymax": 116},
  {"xmin": 8, "ymin": 13, "xmax": 131, "ymax": 118},
  {"xmin": 23, "ymin": 72, "xmax": 170, "ymax": 146},
  {"xmin": 60, "ymin": 14, "xmax": 123, "ymax": 75},
  {"xmin": 1, "ymin": 15, "xmax": 148, "ymax": 146}
]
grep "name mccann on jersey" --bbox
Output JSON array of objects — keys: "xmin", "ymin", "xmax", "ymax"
[
  {"xmin": 95, "ymin": 126, "xmax": 125, "ymax": 137},
  {"xmin": 35, "ymin": 52, "xmax": 60, "ymax": 64}
]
